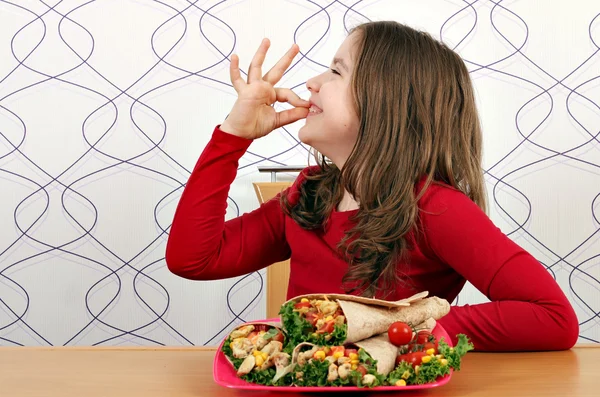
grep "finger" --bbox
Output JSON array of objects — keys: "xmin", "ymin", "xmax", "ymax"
[
  {"xmin": 275, "ymin": 88, "xmax": 310, "ymax": 108},
  {"xmin": 273, "ymin": 107, "xmax": 310, "ymax": 130},
  {"xmin": 263, "ymin": 43, "xmax": 299, "ymax": 85},
  {"xmin": 230, "ymin": 54, "xmax": 244, "ymax": 92},
  {"xmin": 248, "ymin": 38, "xmax": 270, "ymax": 83}
]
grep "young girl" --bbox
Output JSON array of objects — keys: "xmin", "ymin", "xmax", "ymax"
[{"xmin": 166, "ymin": 21, "xmax": 579, "ymax": 352}]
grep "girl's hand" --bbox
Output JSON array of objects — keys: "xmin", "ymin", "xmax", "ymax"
[{"xmin": 220, "ymin": 39, "xmax": 310, "ymax": 140}]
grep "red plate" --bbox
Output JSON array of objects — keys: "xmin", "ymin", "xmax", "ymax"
[{"xmin": 213, "ymin": 318, "xmax": 453, "ymax": 392}]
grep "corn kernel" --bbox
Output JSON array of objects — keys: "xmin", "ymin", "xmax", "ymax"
[
  {"xmin": 415, "ymin": 365, "xmax": 420, "ymax": 374},
  {"xmin": 348, "ymin": 353, "xmax": 358, "ymax": 360},
  {"xmin": 314, "ymin": 351, "xmax": 326, "ymax": 361},
  {"xmin": 436, "ymin": 354, "xmax": 444, "ymax": 360},
  {"xmin": 255, "ymin": 356, "xmax": 264, "ymax": 367},
  {"xmin": 229, "ymin": 343, "xmax": 233, "ymax": 349},
  {"xmin": 253, "ymin": 350, "xmax": 261, "ymax": 356},
  {"xmin": 395, "ymin": 379, "xmax": 406, "ymax": 387},
  {"xmin": 422, "ymin": 355, "xmax": 432, "ymax": 364},
  {"xmin": 325, "ymin": 315, "xmax": 333, "ymax": 322},
  {"xmin": 401, "ymin": 370, "xmax": 411, "ymax": 380},
  {"xmin": 441, "ymin": 359, "xmax": 448, "ymax": 366},
  {"xmin": 333, "ymin": 352, "xmax": 344, "ymax": 359},
  {"xmin": 426, "ymin": 348, "xmax": 436, "ymax": 356},
  {"xmin": 350, "ymin": 359, "xmax": 359, "ymax": 365},
  {"xmin": 301, "ymin": 298, "xmax": 309, "ymax": 303},
  {"xmin": 261, "ymin": 352, "xmax": 268, "ymax": 361},
  {"xmin": 351, "ymin": 364, "xmax": 357, "ymax": 370}
]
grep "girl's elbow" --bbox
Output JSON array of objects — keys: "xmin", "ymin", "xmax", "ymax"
[
  {"xmin": 559, "ymin": 311, "xmax": 579, "ymax": 350},
  {"xmin": 548, "ymin": 303, "xmax": 579, "ymax": 350}
]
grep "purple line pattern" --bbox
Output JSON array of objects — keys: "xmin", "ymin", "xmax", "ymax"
[{"xmin": 0, "ymin": 0, "xmax": 598, "ymax": 346}]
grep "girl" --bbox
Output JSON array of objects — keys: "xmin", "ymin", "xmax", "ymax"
[{"xmin": 166, "ymin": 21, "xmax": 578, "ymax": 351}]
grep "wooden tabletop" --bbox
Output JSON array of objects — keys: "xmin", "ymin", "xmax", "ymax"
[{"xmin": 0, "ymin": 345, "xmax": 598, "ymax": 396}]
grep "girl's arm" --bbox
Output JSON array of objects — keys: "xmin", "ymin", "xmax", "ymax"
[
  {"xmin": 165, "ymin": 125, "xmax": 293, "ymax": 280},
  {"xmin": 420, "ymin": 185, "xmax": 579, "ymax": 351}
]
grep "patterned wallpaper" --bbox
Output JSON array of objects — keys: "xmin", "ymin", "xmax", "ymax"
[{"xmin": 0, "ymin": 0, "xmax": 598, "ymax": 346}]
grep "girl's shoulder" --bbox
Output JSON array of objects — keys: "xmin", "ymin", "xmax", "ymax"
[{"xmin": 416, "ymin": 178, "xmax": 482, "ymax": 216}]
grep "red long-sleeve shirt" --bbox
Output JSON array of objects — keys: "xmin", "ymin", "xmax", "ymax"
[{"xmin": 166, "ymin": 125, "xmax": 579, "ymax": 352}]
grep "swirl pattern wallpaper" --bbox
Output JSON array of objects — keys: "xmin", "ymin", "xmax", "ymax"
[{"xmin": 0, "ymin": 0, "xmax": 598, "ymax": 346}]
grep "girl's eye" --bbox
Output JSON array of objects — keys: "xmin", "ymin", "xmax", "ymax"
[{"xmin": 330, "ymin": 68, "xmax": 340, "ymax": 75}]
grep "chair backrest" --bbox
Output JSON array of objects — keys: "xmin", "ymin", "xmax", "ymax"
[{"xmin": 252, "ymin": 182, "xmax": 293, "ymax": 319}]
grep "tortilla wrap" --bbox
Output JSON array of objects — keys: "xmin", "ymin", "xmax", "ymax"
[
  {"xmin": 223, "ymin": 321, "xmax": 285, "ymax": 367},
  {"xmin": 290, "ymin": 333, "xmax": 397, "ymax": 377},
  {"xmin": 340, "ymin": 296, "xmax": 450, "ymax": 342},
  {"xmin": 285, "ymin": 291, "xmax": 429, "ymax": 309}
]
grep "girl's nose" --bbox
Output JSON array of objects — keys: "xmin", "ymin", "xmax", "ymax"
[{"xmin": 306, "ymin": 74, "xmax": 321, "ymax": 92}]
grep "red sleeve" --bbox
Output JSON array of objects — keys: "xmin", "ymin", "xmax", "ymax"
[
  {"xmin": 165, "ymin": 125, "xmax": 293, "ymax": 280},
  {"xmin": 420, "ymin": 185, "xmax": 579, "ymax": 351}
]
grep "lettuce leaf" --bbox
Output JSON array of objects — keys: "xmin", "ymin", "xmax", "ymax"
[
  {"xmin": 279, "ymin": 301, "xmax": 348, "ymax": 346},
  {"xmin": 386, "ymin": 333, "xmax": 474, "ymax": 386}
]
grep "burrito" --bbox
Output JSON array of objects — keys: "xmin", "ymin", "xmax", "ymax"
[
  {"xmin": 221, "ymin": 322, "xmax": 293, "ymax": 386},
  {"xmin": 279, "ymin": 291, "xmax": 450, "ymax": 346},
  {"xmin": 290, "ymin": 334, "xmax": 397, "ymax": 388}
]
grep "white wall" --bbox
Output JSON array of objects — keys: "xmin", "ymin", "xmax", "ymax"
[{"xmin": 0, "ymin": 0, "xmax": 598, "ymax": 346}]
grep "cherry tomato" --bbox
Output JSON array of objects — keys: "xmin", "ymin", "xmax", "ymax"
[
  {"xmin": 294, "ymin": 302, "xmax": 312, "ymax": 310},
  {"xmin": 415, "ymin": 331, "xmax": 432, "ymax": 345},
  {"xmin": 317, "ymin": 320, "xmax": 335, "ymax": 334},
  {"xmin": 253, "ymin": 324, "xmax": 269, "ymax": 332},
  {"xmin": 272, "ymin": 331, "xmax": 284, "ymax": 343},
  {"xmin": 356, "ymin": 365, "xmax": 368, "ymax": 376},
  {"xmin": 422, "ymin": 341, "xmax": 437, "ymax": 353},
  {"xmin": 395, "ymin": 354, "xmax": 409, "ymax": 366},
  {"xmin": 408, "ymin": 351, "xmax": 427, "ymax": 366},
  {"xmin": 388, "ymin": 322, "xmax": 413, "ymax": 346},
  {"xmin": 345, "ymin": 348, "xmax": 358, "ymax": 357}
]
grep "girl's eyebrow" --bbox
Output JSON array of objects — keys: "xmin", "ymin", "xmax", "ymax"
[{"xmin": 333, "ymin": 57, "xmax": 349, "ymax": 72}]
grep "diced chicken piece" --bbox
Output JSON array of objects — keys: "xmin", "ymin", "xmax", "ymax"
[
  {"xmin": 362, "ymin": 374, "xmax": 376, "ymax": 386},
  {"xmin": 231, "ymin": 338, "xmax": 254, "ymax": 359},
  {"xmin": 295, "ymin": 371, "xmax": 304, "ymax": 381},
  {"xmin": 253, "ymin": 335, "xmax": 268, "ymax": 350},
  {"xmin": 337, "ymin": 356, "xmax": 350, "ymax": 365},
  {"xmin": 272, "ymin": 353, "xmax": 293, "ymax": 383},
  {"xmin": 259, "ymin": 354, "xmax": 275, "ymax": 371},
  {"xmin": 319, "ymin": 301, "xmax": 339, "ymax": 316},
  {"xmin": 315, "ymin": 318, "xmax": 325, "ymax": 330},
  {"xmin": 325, "ymin": 356, "xmax": 336, "ymax": 364},
  {"xmin": 236, "ymin": 355, "xmax": 256, "ymax": 376},
  {"xmin": 297, "ymin": 347, "xmax": 317, "ymax": 366},
  {"xmin": 335, "ymin": 315, "xmax": 346, "ymax": 326},
  {"xmin": 261, "ymin": 340, "xmax": 283, "ymax": 356},
  {"xmin": 230, "ymin": 325, "xmax": 254, "ymax": 339},
  {"xmin": 327, "ymin": 363, "xmax": 339, "ymax": 382},
  {"xmin": 338, "ymin": 363, "xmax": 352, "ymax": 379}
]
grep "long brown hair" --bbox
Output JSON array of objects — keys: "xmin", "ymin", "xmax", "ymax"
[{"xmin": 281, "ymin": 21, "xmax": 487, "ymax": 298}]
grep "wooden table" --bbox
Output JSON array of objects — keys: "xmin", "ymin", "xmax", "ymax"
[{"xmin": 0, "ymin": 345, "xmax": 598, "ymax": 396}]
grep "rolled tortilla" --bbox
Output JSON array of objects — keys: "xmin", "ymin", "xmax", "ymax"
[
  {"xmin": 222, "ymin": 321, "xmax": 287, "ymax": 374},
  {"xmin": 290, "ymin": 333, "xmax": 398, "ymax": 379},
  {"xmin": 341, "ymin": 296, "xmax": 450, "ymax": 343},
  {"xmin": 353, "ymin": 333, "xmax": 398, "ymax": 376}
]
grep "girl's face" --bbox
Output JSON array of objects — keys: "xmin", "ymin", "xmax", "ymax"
[{"xmin": 299, "ymin": 33, "xmax": 361, "ymax": 168}]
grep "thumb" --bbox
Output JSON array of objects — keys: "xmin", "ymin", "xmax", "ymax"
[{"xmin": 273, "ymin": 107, "xmax": 310, "ymax": 129}]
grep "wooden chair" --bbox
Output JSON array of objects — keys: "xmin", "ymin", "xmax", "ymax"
[{"xmin": 253, "ymin": 166, "xmax": 304, "ymax": 318}]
